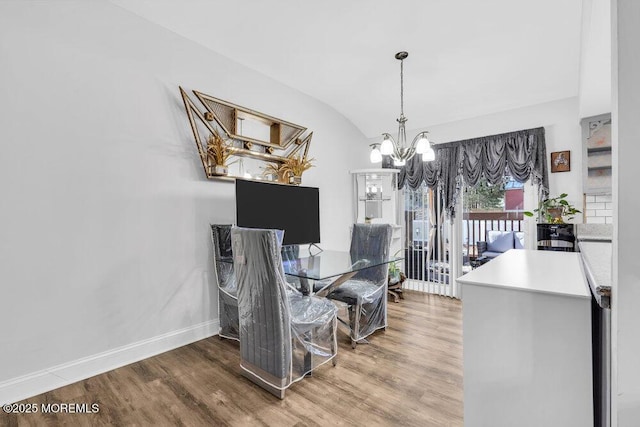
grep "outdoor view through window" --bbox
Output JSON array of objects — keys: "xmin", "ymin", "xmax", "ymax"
[
  {"xmin": 402, "ymin": 177, "xmax": 525, "ymax": 294},
  {"xmin": 462, "ymin": 177, "xmax": 525, "ymax": 268}
]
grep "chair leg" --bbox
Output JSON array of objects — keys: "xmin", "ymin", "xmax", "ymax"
[
  {"xmin": 388, "ymin": 289, "xmax": 400, "ymax": 303},
  {"xmin": 348, "ymin": 305, "xmax": 359, "ymax": 347},
  {"xmin": 332, "ymin": 328, "xmax": 338, "ymax": 365},
  {"xmin": 241, "ymin": 369, "xmax": 286, "ymax": 400}
]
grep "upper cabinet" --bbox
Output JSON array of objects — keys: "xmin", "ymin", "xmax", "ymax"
[
  {"xmin": 351, "ymin": 169, "xmax": 400, "ymax": 225},
  {"xmin": 351, "ymin": 168, "xmax": 402, "ymax": 257},
  {"xmin": 581, "ymin": 113, "xmax": 612, "ymax": 195}
]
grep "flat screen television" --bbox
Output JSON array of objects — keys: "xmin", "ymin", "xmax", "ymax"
[{"xmin": 235, "ymin": 180, "xmax": 320, "ymax": 246}]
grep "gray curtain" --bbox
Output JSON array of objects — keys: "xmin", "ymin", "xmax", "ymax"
[{"xmin": 397, "ymin": 127, "xmax": 548, "ymax": 218}]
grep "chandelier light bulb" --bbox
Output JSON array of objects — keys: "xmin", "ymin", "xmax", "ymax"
[
  {"xmin": 415, "ymin": 134, "xmax": 429, "ymax": 154},
  {"xmin": 393, "ymin": 158, "xmax": 406, "ymax": 167},
  {"xmin": 370, "ymin": 147, "xmax": 383, "ymax": 163},
  {"xmin": 422, "ymin": 146, "xmax": 436, "ymax": 162},
  {"xmin": 380, "ymin": 137, "xmax": 394, "ymax": 155}
]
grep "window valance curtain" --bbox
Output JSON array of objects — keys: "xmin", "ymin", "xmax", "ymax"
[{"xmin": 397, "ymin": 127, "xmax": 548, "ymax": 218}]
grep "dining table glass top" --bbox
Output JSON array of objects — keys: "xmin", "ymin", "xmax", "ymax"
[{"xmin": 281, "ymin": 250, "xmax": 402, "ymax": 281}]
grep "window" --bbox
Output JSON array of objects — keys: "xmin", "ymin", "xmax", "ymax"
[
  {"xmin": 402, "ymin": 184, "xmax": 452, "ymax": 295},
  {"xmin": 461, "ymin": 177, "xmax": 525, "ymax": 265}
]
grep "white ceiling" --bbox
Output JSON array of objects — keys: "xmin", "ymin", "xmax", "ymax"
[{"xmin": 113, "ymin": 0, "xmax": 583, "ymax": 138}]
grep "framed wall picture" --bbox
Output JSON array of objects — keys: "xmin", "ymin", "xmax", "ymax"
[{"xmin": 551, "ymin": 150, "xmax": 571, "ymax": 173}]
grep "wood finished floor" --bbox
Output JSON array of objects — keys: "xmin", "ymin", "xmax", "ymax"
[{"xmin": 2, "ymin": 291, "xmax": 462, "ymax": 427}]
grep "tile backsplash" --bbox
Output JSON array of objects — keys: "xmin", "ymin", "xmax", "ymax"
[{"xmin": 585, "ymin": 193, "xmax": 613, "ymax": 224}]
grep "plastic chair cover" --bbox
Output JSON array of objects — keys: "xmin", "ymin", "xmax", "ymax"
[
  {"xmin": 328, "ymin": 223, "xmax": 393, "ymax": 343},
  {"xmin": 231, "ymin": 227, "xmax": 337, "ymax": 396},
  {"xmin": 211, "ymin": 224, "xmax": 239, "ymax": 341},
  {"xmin": 281, "ymin": 244, "xmax": 305, "ymax": 293}
]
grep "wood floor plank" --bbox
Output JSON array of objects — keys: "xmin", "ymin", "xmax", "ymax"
[{"xmin": 1, "ymin": 291, "xmax": 463, "ymax": 426}]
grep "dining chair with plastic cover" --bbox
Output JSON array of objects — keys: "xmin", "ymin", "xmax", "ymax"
[
  {"xmin": 326, "ymin": 223, "xmax": 393, "ymax": 348},
  {"xmin": 211, "ymin": 224, "xmax": 239, "ymax": 341},
  {"xmin": 231, "ymin": 227, "xmax": 338, "ymax": 399}
]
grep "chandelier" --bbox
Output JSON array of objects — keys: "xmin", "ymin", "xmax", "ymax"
[{"xmin": 370, "ymin": 51, "xmax": 435, "ymax": 166}]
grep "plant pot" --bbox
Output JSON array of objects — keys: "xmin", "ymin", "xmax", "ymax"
[
  {"xmin": 208, "ymin": 164, "xmax": 228, "ymax": 176},
  {"xmin": 547, "ymin": 207, "xmax": 564, "ymax": 223},
  {"xmin": 289, "ymin": 175, "xmax": 302, "ymax": 185}
]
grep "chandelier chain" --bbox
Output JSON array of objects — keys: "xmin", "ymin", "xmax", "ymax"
[{"xmin": 400, "ymin": 58, "xmax": 404, "ymax": 117}]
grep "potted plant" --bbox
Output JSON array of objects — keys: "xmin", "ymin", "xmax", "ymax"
[
  {"xmin": 262, "ymin": 162, "xmax": 289, "ymax": 183},
  {"xmin": 387, "ymin": 251, "xmax": 405, "ymax": 302},
  {"xmin": 388, "ymin": 258, "xmax": 401, "ymax": 281},
  {"xmin": 282, "ymin": 155, "xmax": 315, "ymax": 185},
  {"xmin": 262, "ymin": 156, "xmax": 314, "ymax": 185},
  {"xmin": 524, "ymin": 193, "xmax": 581, "ymax": 224},
  {"xmin": 205, "ymin": 131, "xmax": 232, "ymax": 176}
]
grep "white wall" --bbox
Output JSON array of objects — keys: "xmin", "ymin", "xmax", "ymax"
[
  {"xmin": 612, "ymin": 0, "xmax": 640, "ymax": 424},
  {"xmin": 0, "ymin": 0, "xmax": 367, "ymax": 402},
  {"xmin": 579, "ymin": 0, "xmax": 612, "ymax": 118}
]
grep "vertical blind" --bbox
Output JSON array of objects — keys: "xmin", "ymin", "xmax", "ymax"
[{"xmin": 403, "ymin": 184, "xmax": 459, "ymax": 298}]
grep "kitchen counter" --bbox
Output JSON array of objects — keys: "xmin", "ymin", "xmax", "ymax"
[
  {"xmin": 578, "ymin": 240, "xmax": 612, "ymax": 308},
  {"xmin": 576, "ymin": 223, "xmax": 612, "ymax": 307},
  {"xmin": 576, "ymin": 223, "xmax": 613, "ymax": 242},
  {"xmin": 458, "ymin": 249, "xmax": 593, "ymax": 427},
  {"xmin": 459, "ymin": 248, "xmax": 591, "ymax": 298},
  {"xmin": 579, "ymin": 241, "xmax": 612, "ymax": 289}
]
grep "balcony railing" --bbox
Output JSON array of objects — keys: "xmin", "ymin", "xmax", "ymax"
[
  {"xmin": 402, "ymin": 209, "xmax": 525, "ymax": 294},
  {"xmin": 463, "ymin": 211, "xmax": 524, "ymax": 259}
]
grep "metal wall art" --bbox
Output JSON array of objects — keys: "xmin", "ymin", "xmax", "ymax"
[
  {"xmin": 179, "ymin": 87, "xmax": 313, "ymax": 184},
  {"xmin": 551, "ymin": 150, "xmax": 571, "ymax": 173}
]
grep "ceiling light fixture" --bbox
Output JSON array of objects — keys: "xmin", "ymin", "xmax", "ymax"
[{"xmin": 370, "ymin": 51, "xmax": 435, "ymax": 165}]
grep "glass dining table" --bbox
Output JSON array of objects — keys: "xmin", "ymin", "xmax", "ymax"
[
  {"xmin": 219, "ymin": 248, "xmax": 402, "ymax": 295},
  {"xmin": 220, "ymin": 248, "xmax": 403, "ymax": 369},
  {"xmin": 281, "ymin": 249, "xmax": 403, "ymax": 296}
]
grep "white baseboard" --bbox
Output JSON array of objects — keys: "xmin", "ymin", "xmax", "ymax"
[{"xmin": 0, "ymin": 319, "xmax": 220, "ymax": 405}]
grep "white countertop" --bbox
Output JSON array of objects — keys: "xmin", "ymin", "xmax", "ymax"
[
  {"xmin": 579, "ymin": 240, "xmax": 612, "ymax": 290},
  {"xmin": 576, "ymin": 223, "xmax": 612, "ymax": 241},
  {"xmin": 458, "ymin": 249, "xmax": 591, "ymax": 298}
]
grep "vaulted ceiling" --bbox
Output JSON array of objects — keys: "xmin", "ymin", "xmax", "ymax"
[{"xmin": 113, "ymin": 0, "xmax": 583, "ymax": 138}]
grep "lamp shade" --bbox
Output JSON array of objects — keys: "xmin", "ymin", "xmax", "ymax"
[
  {"xmin": 380, "ymin": 137, "xmax": 394, "ymax": 155},
  {"xmin": 370, "ymin": 147, "xmax": 382, "ymax": 163},
  {"xmin": 422, "ymin": 146, "xmax": 436, "ymax": 162},
  {"xmin": 415, "ymin": 135, "xmax": 429, "ymax": 154}
]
